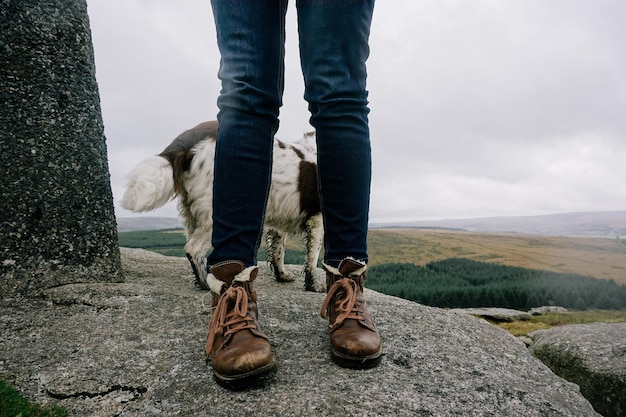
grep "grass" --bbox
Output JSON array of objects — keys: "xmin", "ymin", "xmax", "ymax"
[
  {"xmin": 0, "ymin": 380, "xmax": 68, "ymax": 417},
  {"xmin": 117, "ymin": 228, "xmax": 187, "ymax": 257},
  {"xmin": 490, "ymin": 309, "xmax": 626, "ymax": 336}
]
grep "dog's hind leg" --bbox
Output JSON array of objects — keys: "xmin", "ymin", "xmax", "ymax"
[
  {"xmin": 185, "ymin": 252, "xmax": 208, "ymax": 290},
  {"xmin": 265, "ymin": 228, "xmax": 296, "ymax": 283},
  {"xmin": 303, "ymin": 213, "xmax": 325, "ymax": 292},
  {"xmin": 184, "ymin": 225, "xmax": 213, "ymax": 290}
]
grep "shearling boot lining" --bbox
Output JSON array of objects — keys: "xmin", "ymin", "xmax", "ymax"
[
  {"xmin": 232, "ymin": 266, "xmax": 258, "ymax": 283},
  {"xmin": 207, "ymin": 265, "xmax": 258, "ymax": 294},
  {"xmin": 207, "ymin": 273, "xmax": 226, "ymax": 295},
  {"xmin": 323, "ymin": 257, "xmax": 368, "ymax": 277}
]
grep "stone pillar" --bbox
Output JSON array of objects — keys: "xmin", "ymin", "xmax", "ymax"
[{"xmin": 0, "ymin": 0, "xmax": 122, "ymax": 297}]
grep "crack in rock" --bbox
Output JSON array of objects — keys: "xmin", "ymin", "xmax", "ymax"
[{"xmin": 46, "ymin": 385, "xmax": 148, "ymax": 401}]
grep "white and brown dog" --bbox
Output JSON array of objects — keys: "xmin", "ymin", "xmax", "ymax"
[{"xmin": 121, "ymin": 121, "xmax": 324, "ymax": 292}]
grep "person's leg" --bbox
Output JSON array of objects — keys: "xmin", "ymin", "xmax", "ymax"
[
  {"xmin": 209, "ymin": 0, "xmax": 288, "ymax": 268},
  {"xmin": 297, "ymin": 0, "xmax": 374, "ymax": 268},
  {"xmin": 206, "ymin": 0, "xmax": 288, "ymax": 388},
  {"xmin": 297, "ymin": 0, "xmax": 381, "ymax": 369}
]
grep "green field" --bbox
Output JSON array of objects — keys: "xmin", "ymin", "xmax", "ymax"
[
  {"xmin": 117, "ymin": 229, "xmax": 188, "ymax": 257},
  {"xmin": 494, "ymin": 309, "xmax": 626, "ymax": 336},
  {"xmin": 117, "ymin": 228, "xmax": 309, "ymax": 263}
]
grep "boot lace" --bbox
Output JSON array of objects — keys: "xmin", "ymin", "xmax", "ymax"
[
  {"xmin": 207, "ymin": 285, "xmax": 257, "ymax": 354},
  {"xmin": 320, "ymin": 277, "xmax": 365, "ymax": 329}
]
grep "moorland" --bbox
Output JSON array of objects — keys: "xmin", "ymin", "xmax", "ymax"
[
  {"xmin": 118, "ymin": 227, "xmax": 626, "ymax": 334},
  {"xmin": 118, "ymin": 227, "xmax": 626, "ymax": 284}
]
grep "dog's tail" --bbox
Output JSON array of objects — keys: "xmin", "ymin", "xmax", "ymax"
[{"xmin": 121, "ymin": 155, "xmax": 176, "ymax": 212}]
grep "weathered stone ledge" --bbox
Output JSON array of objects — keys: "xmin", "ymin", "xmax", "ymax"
[
  {"xmin": 531, "ymin": 323, "xmax": 626, "ymax": 417},
  {"xmin": 0, "ymin": 248, "xmax": 600, "ymax": 416}
]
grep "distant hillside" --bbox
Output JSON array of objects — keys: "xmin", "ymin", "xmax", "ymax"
[
  {"xmin": 367, "ymin": 229, "xmax": 626, "ymax": 285},
  {"xmin": 117, "ymin": 211, "xmax": 626, "ymax": 237},
  {"xmin": 371, "ymin": 211, "xmax": 626, "ymax": 238},
  {"xmin": 116, "ymin": 217, "xmax": 182, "ymax": 232}
]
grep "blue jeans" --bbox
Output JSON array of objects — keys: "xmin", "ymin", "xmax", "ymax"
[{"xmin": 208, "ymin": 0, "xmax": 374, "ymax": 269}]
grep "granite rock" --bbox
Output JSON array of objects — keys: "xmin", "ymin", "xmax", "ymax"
[
  {"xmin": 449, "ymin": 307, "xmax": 532, "ymax": 322},
  {"xmin": 0, "ymin": 0, "xmax": 121, "ymax": 297},
  {"xmin": 531, "ymin": 323, "xmax": 626, "ymax": 417},
  {"xmin": 0, "ymin": 248, "xmax": 601, "ymax": 416}
]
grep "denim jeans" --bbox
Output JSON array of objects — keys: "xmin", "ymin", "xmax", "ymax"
[{"xmin": 208, "ymin": 0, "xmax": 375, "ymax": 269}]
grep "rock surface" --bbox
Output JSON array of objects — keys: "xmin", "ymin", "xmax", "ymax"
[
  {"xmin": 529, "ymin": 306, "xmax": 568, "ymax": 316},
  {"xmin": 0, "ymin": 0, "xmax": 121, "ymax": 297},
  {"xmin": 531, "ymin": 323, "xmax": 626, "ymax": 417},
  {"xmin": 0, "ymin": 248, "xmax": 600, "ymax": 416},
  {"xmin": 449, "ymin": 307, "xmax": 532, "ymax": 322}
]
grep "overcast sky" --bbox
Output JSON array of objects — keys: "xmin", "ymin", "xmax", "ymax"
[{"xmin": 87, "ymin": 0, "xmax": 626, "ymax": 223}]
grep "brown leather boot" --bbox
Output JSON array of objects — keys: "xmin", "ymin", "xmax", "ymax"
[
  {"xmin": 205, "ymin": 261, "xmax": 276, "ymax": 388},
  {"xmin": 320, "ymin": 258, "xmax": 382, "ymax": 369}
]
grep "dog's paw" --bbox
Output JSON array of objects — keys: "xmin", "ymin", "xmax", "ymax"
[
  {"xmin": 194, "ymin": 270, "xmax": 211, "ymax": 291},
  {"xmin": 274, "ymin": 271, "xmax": 297, "ymax": 283},
  {"xmin": 304, "ymin": 271, "xmax": 326, "ymax": 293}
]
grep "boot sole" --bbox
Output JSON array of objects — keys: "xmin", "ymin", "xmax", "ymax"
[
  {"xmin": 213, "ymin": 360, "xmax": 277, "ymax": 390},
  {"xmin": 330, "ymin": 347, "xmax": 382, "ymax": 370}
]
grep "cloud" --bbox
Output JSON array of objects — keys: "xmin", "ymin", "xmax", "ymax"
[{"xmin": 87, "ymin": 0, "xmax": 626, "ymax": 223}]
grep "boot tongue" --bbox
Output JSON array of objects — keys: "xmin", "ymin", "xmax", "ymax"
[
  {"xmin": 247, "ymin": 267, "xmax": 259, "ymax": 283},
  {"xmin": 338, "ymin": 258, "xmax": 367, "ymax": 277},
  {"xmin": 210, "ymin": 261, "xmax": 246, "ymax": 287}
]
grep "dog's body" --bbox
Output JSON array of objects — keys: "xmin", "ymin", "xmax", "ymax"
[{"xmin": 121, "ymin": 121, "xmax": 324, "ymax": 292}]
